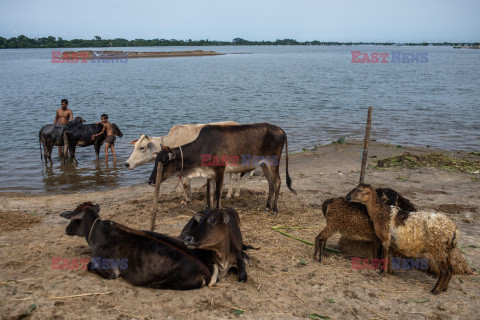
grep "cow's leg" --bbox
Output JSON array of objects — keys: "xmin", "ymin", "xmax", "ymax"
[
  {"xmin": 94, "ymin": 141, "xmax": 101, "ymax": 160},
  {"xmin": 260, "ymin": 164, "xmax": 274, "ymax": 211},
  {"xmin": 181, "ymin": 177, "xmax": 192, "ymax": 205},
  {"xmin": 214, "ymin": 170, "xmax": 225, "ymax": 209},
  {"xmin": 69, "ymin": 144, "xmax": 78, "ymax": 165},
  {"xmin": 236, "ymin": 252, "xmax": 247, "ymax": 282},
  {"xmin": 249, "ymin": 169, "xmax": 255, "ymax": 178},
  {"xmin": 208, "ymin": 264, "xmax": 219, "ymax": 287},
  {"xmin": 226, "ymin": 173, "xmax": 234, "ymax": 200},
  {"xmin": 270, "ymin": 164, "xmax": 282, "ymax": 215},
  {"xmin": 45, "ymin": 143, "xmax": 53, "ymax": 165},
  {"xmin": 87, "ymin": 262, "xmax": 118, "ymax": 280},
  {"xmin": 206, "ymin": 178, "xmax": 214, "ymax": 208},
  {"xmin": 234, "ymin": 173, "xmax": 241, "ymax": 198}
]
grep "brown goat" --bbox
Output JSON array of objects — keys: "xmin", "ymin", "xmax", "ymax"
[
  {"xmin": 346, "ymin": 184, "xmax": 458, "ymax": 294},
  {"xmin": 314, "ymin": 188, "xmax": 416, "ymax": 262}
]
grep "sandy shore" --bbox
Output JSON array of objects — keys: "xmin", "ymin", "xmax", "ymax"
[{"xmin": 1, "ymin": 141, "xmax": 479, "ymax": 319}]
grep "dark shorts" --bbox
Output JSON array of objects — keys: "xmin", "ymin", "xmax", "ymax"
[{"xmin": 105, "ymin": 135, "xmax": 116, "ymax": 145}]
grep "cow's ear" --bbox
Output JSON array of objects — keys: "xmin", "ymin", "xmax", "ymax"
[
  {"xmin": 193, "ymin": 213, "xmax": 205, "ymax": 222},
  {"xmin": 222, "ymin": 212, "xmax": 230, "ymax": 224},
  {"xmin": 60, "ymin": 209, "xmax": 85, "ymax": 220},
  {"xmin": 129, "ymin": 139, "xmax": 138, "ymax": 146},
  {"xmin": 144, "ymin": 135, "xmax": 149, "ymax": 139},
  {"xmin": 147, "ymin": 142, "xmax": 154, "ymax": 149}
]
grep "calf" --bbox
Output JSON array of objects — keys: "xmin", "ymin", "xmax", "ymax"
[
  {"xmin": 148, "ymin": 123, "xmax": 296, "ymax": 214},
  {"xmin": 63, "ymin": 123, "xmax": 123, "ymax": 164},
  {"xmin": 183, "ymin": 208, "xmax": 248, "ymax": 286},
  {"xmin": 60, "ymin": 202, "xmax": 211, "ymax": 290},
  {"xmin": 39, "ymin": 117, "xmax": 85, "ymax": 164}
]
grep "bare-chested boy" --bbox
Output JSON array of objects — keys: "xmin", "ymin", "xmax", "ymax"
[
  {"xmin": 91, "ymin": 114, "xmax": 117, "ymax": 163},
  {"xmin": 54, "ymin": 99, "xmax": 73, "ymax": 157}
]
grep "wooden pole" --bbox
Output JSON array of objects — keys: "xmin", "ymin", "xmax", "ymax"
[
  {"xmin": 359, "ymin": 107, "xmax": 373, "ymax": 184},
  {"xmin": 150, "ymin": 162, "xmax": 162, "ymax": 231}
]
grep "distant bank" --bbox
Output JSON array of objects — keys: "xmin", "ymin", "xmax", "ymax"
[
  {"xmin": 59, "ymin": 50, "xmax": 226, "ymax": 61},
  {"xmin": 1, "ymin": 35, "xmax": 479, "ymax": 49}
]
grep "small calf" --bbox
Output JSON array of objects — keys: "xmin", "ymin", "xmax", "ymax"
[
  {"xmin": 60, "ymin": 202, "xmax": 211, "ymax": 290},
  {"xmin": 183, "ymin": 208, "xmax": 249, "ymax": 286}
]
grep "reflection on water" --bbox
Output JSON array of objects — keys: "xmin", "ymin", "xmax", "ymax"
[{"xmin": 42, "ymin": 161, "xmax": 121, "ymax": 193}]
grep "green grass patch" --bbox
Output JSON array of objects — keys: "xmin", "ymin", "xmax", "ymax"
[
  {"xmin": 376, "ymin": 152, "xmax": 480, "ymax": 173},
  {"xmin": 332, "ymin": 137, "xmax": 346, "ymax": 144}
]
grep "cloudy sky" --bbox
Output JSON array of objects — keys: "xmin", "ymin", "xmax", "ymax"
[{"xmin": 1, "ymin": 0, "xmax": 479, "ymax": 42}]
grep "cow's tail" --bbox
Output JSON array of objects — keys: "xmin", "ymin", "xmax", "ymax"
[
  {"xmin": 39, "ymin": 130, "xmax": 43, "ymax": 163},
  {"xmin": 242, "ymin": 244, "xmax": 260, "ymax": 251},
  {"xmin": 284, "ymin": 133, "xmax": 297, "ymax": 195}
]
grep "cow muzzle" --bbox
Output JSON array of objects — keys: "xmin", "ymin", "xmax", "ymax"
[
  {"xmin": 148, "ymin": 163, "xmax": 163, "ymax": 186},
  {"xmin": 183, "ymin": 235, "xmax": 199, "ymax": 249}
]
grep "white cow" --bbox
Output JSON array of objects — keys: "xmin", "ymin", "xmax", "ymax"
[{"xmin": 126, "ymin": 122, "xmax": 253, "ymax": 204}]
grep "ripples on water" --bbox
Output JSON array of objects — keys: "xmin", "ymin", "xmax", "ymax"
[{"xmin": 0, "ymin": 46, "xmax": 478, "ymax": 193}]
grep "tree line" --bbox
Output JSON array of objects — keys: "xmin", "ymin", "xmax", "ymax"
[{"xmin": 0, "ymin": 35, "xmax": 478, "ymax": 49}]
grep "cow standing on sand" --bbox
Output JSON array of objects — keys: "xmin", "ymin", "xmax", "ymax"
[
  {"xmin": 148, "ymin": 123, "xmax": 296, "ymax": 214},
  {"xmin": 125, "ymin": 121, "xmax": 252, "ymax": 205},
  {"xmin": 60, "ymin": 202, "xmax": 211, "ymax": 290},
  {"xmin": 39, "ymin": 116, "xmax": 85, "ymax": 165}
]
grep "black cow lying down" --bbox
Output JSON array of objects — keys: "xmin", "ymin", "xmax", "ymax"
[
  {"xmin": 63, "ymin": 123, "xmax": 123, "ymax": 164},
  {"xmin": 60, "ymin": 202, "xmax": 211, "ymax": 290},
  {"xmin": 39, "ymin": 117, "xmax": 85, "ymax": 164},
  {"xmin": 182, "ymin": 208, "xmax": 255, "ymax": 286}
]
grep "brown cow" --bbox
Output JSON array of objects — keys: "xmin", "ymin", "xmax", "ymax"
[
  {"xmin": 183, "ymin": 208, "xmax": 250, "ymax": 287},
  {"xmin": 148, "ymin": 123, "xmax": 296, "ymax": 214}
]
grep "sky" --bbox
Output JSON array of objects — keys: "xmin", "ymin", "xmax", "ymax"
[{"xmin": 1, "ymin": 0, "xmax": 479, "ymax": 42}]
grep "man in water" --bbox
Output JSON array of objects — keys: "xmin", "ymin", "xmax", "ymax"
[
  {"xmin": 91, "ymin": 114, "xmax": 117, "ymax": 163},
  {"xmin": 53, "ymin": 99, "xmax": 73, "ymax": 157}
]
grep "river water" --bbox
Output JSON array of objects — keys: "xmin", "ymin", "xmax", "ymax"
[{"xmin": 0, "ymin": 45, "xmax": 478, "ymax": 193}]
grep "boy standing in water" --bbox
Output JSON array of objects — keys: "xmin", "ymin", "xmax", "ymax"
[
  {"xmin": 91, "ymin": 114, "xmax": 117, "ymax": 163},
  {"xmin": 53, "ymin": 99, "xmax": 73, "ymax": 157}
]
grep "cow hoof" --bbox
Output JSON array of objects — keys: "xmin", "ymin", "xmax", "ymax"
[
  {"xmin": 225, "ymin": 194, "xmax": 232, "ymax": 200},
  {"xmin": 238, "ymin": 273, "xmax": 247, "ymax": 283},
  {"xmin": 233, "ymin": 192, "xmax": 240, "ymax": 198}
]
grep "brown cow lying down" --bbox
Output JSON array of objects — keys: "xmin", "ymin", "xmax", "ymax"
[
  {"xmin": 182, "ymin": 208, "xmax": 253, "ymax": 287},
  {"xmin": 60, "ymin": 202, "xmax": 211, "ymax": 290}
]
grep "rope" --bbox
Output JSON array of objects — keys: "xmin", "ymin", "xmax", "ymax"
[{"xmin": 88, "ymin": 218, "xmax": 100, "ymax": 245}]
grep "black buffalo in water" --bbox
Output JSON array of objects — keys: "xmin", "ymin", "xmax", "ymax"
[
  {"xmin": 63, "ymin": 123, "xmax": 123, "ymax": 164},
  {"xmin": 39, "ymin": 117, "xmax": 85, "ymax": 165}
]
